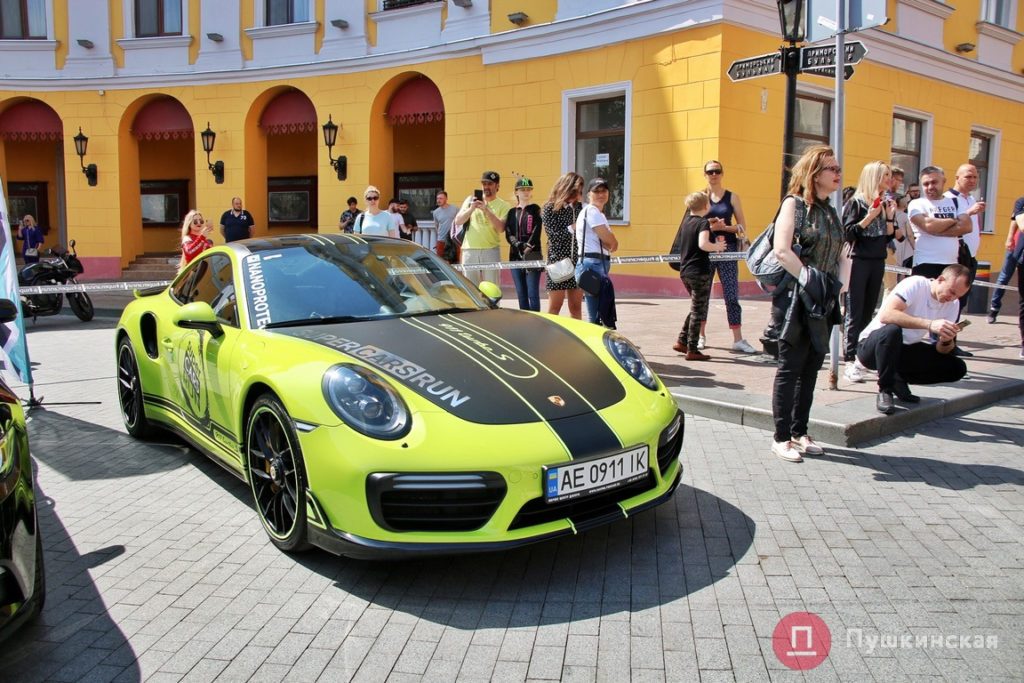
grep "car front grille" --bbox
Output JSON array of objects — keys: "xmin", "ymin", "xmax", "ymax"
[
  {"xmin": 367, "ymin": 472, "xmax": 506, "ymax": 532},
  {"xmin": 657, "ymin": 411, "xmax": 684, "ymax": 476}
]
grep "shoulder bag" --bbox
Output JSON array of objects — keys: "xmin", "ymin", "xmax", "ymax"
[{"xmin": 745, "ymin": 196, "xmax": 806, "ymax": 290}]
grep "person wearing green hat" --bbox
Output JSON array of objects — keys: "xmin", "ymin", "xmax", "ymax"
[{"xmin": 505, "ymin": 176, "xmax": 544, "ymax": 311}]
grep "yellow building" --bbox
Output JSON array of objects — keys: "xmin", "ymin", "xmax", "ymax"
[{"xmin": 1, "ymin": 0, "xmax": 1022, "ymax": 295}]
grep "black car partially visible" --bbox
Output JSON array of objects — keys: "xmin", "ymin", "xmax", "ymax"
[{"xmin": 0, "ymin": 298, "xmax": 43, "ymax": 641}]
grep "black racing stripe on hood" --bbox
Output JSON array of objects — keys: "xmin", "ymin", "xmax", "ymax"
[{"xmin": 276, "ymin": 310, "xmax": 625, "ymax": 447}]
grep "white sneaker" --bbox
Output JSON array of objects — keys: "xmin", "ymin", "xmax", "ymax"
[
  {"xmin": 697, "ymin": 335, "xmax": 706, "ymax": 350},
  {"xmin": 1019, "ymin": 349, "xmax": 1024, "ymax": 360},
  {"xmin": 732, "ymin": 339, "xmax": 757, "ymax": 354},
  {"xmin": 792, "ymin": 435, "xmax": 824, "ymax": 456},
  {"xmin": 771, "ymin": 440, "xmax": 803, "ymax": 463},
  {"xmin": 844, "ymin": 362, "xmax": 865, "ymax": 383}
]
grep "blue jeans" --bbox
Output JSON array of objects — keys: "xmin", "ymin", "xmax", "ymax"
[
  {"xmin": 575, "ymin": 257, "xmax": 610, "ymax": 324},
  {"xmin": 511, "ymin": 266, "xmax": 541, "ymax": 311},
  {"xmin": 990, "ymin": 237, "xmax": 1024, "ymax": 312}
]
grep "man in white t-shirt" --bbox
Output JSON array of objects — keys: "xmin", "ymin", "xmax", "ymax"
[
  {"xmin": 908, "ymin": 166, "xmax": 972, "ymax": 279},
  {"xmin": 944, "ymin": 163, "xmax": 987, "ymax": 312},
  {"xmin": 855, "ymin": 264, "xmax": 970, "ymax": 414}
]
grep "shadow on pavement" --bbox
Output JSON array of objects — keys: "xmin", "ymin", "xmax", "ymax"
[
  {"xmin": 820, "ymin": 446, "xmax": 1024, "ymax": 488},
  {"xmin": 0, "ymin": 482, "xmax": 140, "ymax": 682}
]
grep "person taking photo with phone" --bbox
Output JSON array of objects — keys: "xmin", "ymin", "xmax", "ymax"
[
  {"xmin": 854, "ymin": 264, "xmax": 970, "ymax": 415},
  {"xmin": 455, "ymin": 171, "xmax": 511, "ymax": 285}
]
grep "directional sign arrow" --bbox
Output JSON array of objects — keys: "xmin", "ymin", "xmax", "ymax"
[
  {"xmin": 799, "ymin": 40, "xmax": 868, "ymax": 71},
  {"xmin": 801, "ymin": 64, "xmax": 856, "ymax": 80},
  {"xmin": 727, "ymin": 50, "xmax": 783, "ymax": 82}
]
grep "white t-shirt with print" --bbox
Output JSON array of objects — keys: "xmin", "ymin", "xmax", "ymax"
[
  {"xmin": 575, "ymin": 204, "xmax": 611, "ymax": 257},
  {"xmin": 907, "ymin": 196, "xmax": 961, "ymax": 266},
  {"xmin": 859, "ymin": 275, "xmax": 959, "ymax": 346},
  {"xmin": 944, "ymin": 190, "xmax": 980, "ymax": 257}
]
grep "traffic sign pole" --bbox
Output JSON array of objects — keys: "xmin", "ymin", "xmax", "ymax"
[{"xmin": 828, "ymin": 0, "xmax": 847, "ymax": 390}]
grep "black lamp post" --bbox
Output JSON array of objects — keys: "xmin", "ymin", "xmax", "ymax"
[
  {"xmin": 777, "ymin": 0, "xmax": 805, "ymax": 198},
  {"xmin": 201, "ymin": 123, "xmax": 225, "ymax": 184},
  {"xmin": 321, "ymin": 115, "xmax": 347, "ymax": 181},
  {"xmin": 73, "ymin": 127, "xmax": 98, "ymax": 186}
]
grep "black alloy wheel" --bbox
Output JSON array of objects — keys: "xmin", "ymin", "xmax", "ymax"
[
  {"xmin": 245, "ymin": 395, "xmax": 310, "ymax": 552},
  {"xmin": 117, "ymin": 337, "xmax": 154, "ymax": 438},
  {"xmin": 68, "ymin": 292, "xmax": 94, "ymax": 322}
]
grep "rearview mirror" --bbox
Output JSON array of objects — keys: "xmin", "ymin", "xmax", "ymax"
[{"xmin": 173, "ymin": 301, "xmax": 223, "ymax": 337}]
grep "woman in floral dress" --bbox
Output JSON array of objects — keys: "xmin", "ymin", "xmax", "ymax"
[{"xmin": 542, "ymin": 172, "xmax": 585, "ymax": 318}]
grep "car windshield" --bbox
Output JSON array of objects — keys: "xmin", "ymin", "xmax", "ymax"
[{"xmin": 240, "ymin": 238, "xmax": 489, "ymax": 329}]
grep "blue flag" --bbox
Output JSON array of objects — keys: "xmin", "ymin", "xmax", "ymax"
[{"xmin": 0, "ymin": 179, "xmax": 33, "ymax": 385}]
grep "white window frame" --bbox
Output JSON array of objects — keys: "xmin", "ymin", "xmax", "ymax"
[
  {"xmin": 0, "ymin": 0, "xmax": 54, "ymax": 39},
  {"xmin": 981, "ymin": 0, "xmax": 1017, "ymax": 28},
  {"xmin": 562, "ymin": 81, "xmax": 632, "ymax": 225},
  {"xmin": 891, "ymin": 105, "xmax": 934, "ymax": 186},
  {"xmin": 123, "ymin": 0, "xmax": 188, "ymax": 39},
  {"xmin": 794, "ymin": 81, "xmax": 834, "ymax": 155},
  {"xmin": 969, "ymin": 125, "xmax": 1000, "ymax": 234},
  {"xmin": 255, "ymin": 0, "xmax": 313, "ymax": 27}
]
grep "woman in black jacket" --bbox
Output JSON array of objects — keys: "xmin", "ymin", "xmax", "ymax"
[
  {"xmin": 505, "ymin": 176, "xmax": 544, "ymax": 311},
  {"xmin": 842, "ymin": 161, "xmax": 897, "ymax": 372}
]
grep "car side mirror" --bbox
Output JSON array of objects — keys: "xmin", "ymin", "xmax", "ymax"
[
  {"xmin": 173, "ymin": 301, "xmax": 223, "ymax": 337},
  {"xmin": 478, "ymin": 281, "xmax": 502, "ymax": 308},
  {"xmin": 0, "ymin": 298, "xmax": 19, "ymax": 323}
]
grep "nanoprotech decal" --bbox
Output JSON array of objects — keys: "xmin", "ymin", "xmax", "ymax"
[
  {"xmin": 244, "ymin": 254, "xmax": 273, "ymax": 329},
  {"xmin": 293, "ymin": 330, "xmax": 471, "ymax": 409},
  {"xmin": 179, "ymin": 336, "xmax": 209, "ymax": 420}
]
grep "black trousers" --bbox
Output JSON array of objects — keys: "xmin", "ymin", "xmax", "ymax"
[
  {"xmin": 956, "ymin": 255, "xmax": 977, "ymax": 317},
  {"xmin": 911, "ymin": 262, "xmax": 948, "ymax": 278},
  {"xmin": 772, "ymin": 335, "xmax": 826, "ymax": 443},
  {"xmin": 856, "ymin": 324, "xmax": 967, "ymax": 391},
  {"xmin": 844, "ymin": 258, "xmax": 885, "ymax": 360}
]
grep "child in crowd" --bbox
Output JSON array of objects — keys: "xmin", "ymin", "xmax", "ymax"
[{"xmin": 673, "ymin": 192, "xmax": 726, "ymax": 361}]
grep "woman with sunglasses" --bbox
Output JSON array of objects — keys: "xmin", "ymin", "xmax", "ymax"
[
  {"xmin": 768, "ymin": 146, "xmax": 847, "ymax": 463},
  {"xmin": 179, "ymin": 210, "xmax": 213, "ymax": 269},
  {"xmin": 352, "ymin": 186, "xmax": 399, "ymax": 238},
  {"xmin": 542, "ymin": 172, "xmax": 586, "ymax": 318},
  {"xmin": 699, "ymin": 161, "xmax": 756, "ymax": 354},
  {"xmin": 17, "ymin": 214, "xmax": 45, "ymax": 264}
]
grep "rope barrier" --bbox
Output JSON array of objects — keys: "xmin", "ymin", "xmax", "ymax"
[{"xmin": 17, "ymin": 252, "xmax": 1015, "ymax": 294}]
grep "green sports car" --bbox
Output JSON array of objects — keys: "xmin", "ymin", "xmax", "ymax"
[{"xmin": 115, "ymin": 234, "xmax": 683, "ymax": 558}]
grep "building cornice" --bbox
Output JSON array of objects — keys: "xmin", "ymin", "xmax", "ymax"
[
  {"xmin": 975, "ymin": 20, "xmax": 1023, "ymax": 44},
  {"xmin": 898, "ymin": 0, "xmax": 956, "ymax": 21},
  {"xmin": 117, "ymin": 35, "xmax": 193, "ymax": 51}
]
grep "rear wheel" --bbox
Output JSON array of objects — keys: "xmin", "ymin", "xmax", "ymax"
[
  {"xmin": 68, "ymin": 292, "xmax": 94, "ymax": 322},
  {"xmin": 117, "ymin": 337, "xmax": 155, "ymax": 438},
  {"xmin": 245, "ymin": 395, "xmax": 310, "ymax": 552}
]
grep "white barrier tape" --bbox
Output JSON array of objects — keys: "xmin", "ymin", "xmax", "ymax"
[{"xmin": 19, "ymin": 254, "xmax": 1015, "ymax": 293}]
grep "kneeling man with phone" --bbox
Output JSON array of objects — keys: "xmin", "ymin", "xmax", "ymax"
[{"xmin": 855, "ymin": 264, "xmax": 972, "ymax": 414}]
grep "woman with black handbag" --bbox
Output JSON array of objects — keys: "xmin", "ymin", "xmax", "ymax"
[
  {"xmin": 574, "ymin": 178, "xmax": 618, "ymax": 325},
  {"xmin": 542, "ymin": 172, "xmax": 585, "ymax": 318},
  {"xmin": 504, "ymin": 176, "xmax": 544, "ymax": 311}
]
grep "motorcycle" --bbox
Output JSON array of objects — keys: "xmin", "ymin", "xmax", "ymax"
[{"xmin": 19, "ymin": 239, "xmax": 95, "ymax": 322}]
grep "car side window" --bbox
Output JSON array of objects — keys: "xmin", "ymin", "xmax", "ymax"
[
  {"xmin": 170, "ymin": 267, "xmax": 198, "ymax": 304},
  {"xmin": 189, "ymin": 254, "xmax": 239, "ymax": 327}
]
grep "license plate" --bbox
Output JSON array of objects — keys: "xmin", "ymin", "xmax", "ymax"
[{"xmin": 544, "ymin": 445, "xmax": 649, "ymax": 503}]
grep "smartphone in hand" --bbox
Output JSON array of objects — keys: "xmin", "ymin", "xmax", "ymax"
[
  {"xmin": 473, "ymin": 189, "xmax": 484, "ymax": 202},
  {"xmin": 956, "ymin": 320, "xmax": 972, "ymax": 330},
  {"xmin": 872, "ymin": 197, "xmax": 882, "ymax": 209}
]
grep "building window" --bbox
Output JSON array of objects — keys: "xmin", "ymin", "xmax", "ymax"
[
  {"xmin": 141, "ymin": 180, "xmax": 188, "ymax": 226},
  {"xmin": 981, "ymin": 0, "xmax": 1014, "ymax": 27},
  {"xmin": 383, "ymin": 0, "xmax": 440, "ymax": 9},
  {"xmin": 969, "ymin": 130, "xmax": 996, "ymax": 233},
  {"xmin": 574, "ymin": 97, "xmax": 626, "ymax": 221},
  {"xmin": 266, "ymin": 0, "xmax": 309, "ymax": 25},
  {"xmin": 268, "ymin": 176, "xmax": 317, "ymax": 226},
  {"xmin": 791, "ymin": 95, "xmax": 831, "ymax": 170},
  {"xmin": 891, "ymin": 115, "xmax": 924, "ymax": 185},
  {"xmin": 134, "ymin": 0, "xmax": 181, "ymax": 37},
  {"xmin": 0, "ymin": 0, "xmax": 46, "ymax": 38}
]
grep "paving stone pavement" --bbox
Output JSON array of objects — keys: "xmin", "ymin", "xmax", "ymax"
[{"xmin": 1, "ymin": 314, "xmax": 1021, "ymax": 682}]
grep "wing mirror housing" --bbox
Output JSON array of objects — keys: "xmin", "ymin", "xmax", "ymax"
[
  {"xmin": 173, "ymin": 301, "xmax": 223, "ymax": 337},
  {"xmin": 478, "ymin": 281, "xmax": 502, "ymax": 308}
]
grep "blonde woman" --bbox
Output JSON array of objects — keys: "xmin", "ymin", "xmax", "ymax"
[
  {"xmin": 769, "ymin": 145, "xmax": 846, "ymax": 463},
  {"xmin": 842, "ymin": 161, "xmax": 897, "ymax": 375},
  {"xmin": 179, "ymin": 210, "xmax": 213, "ymax": 269},
  {"xmin": 352, "ymin": 185, "xmax": 398, "ymax": 238},
  {"xmin": 17, "ymin": 214, "xmax": 45, "ymax": 263},
  {"xmin": 542, "ymin": 172, "xmax": 585, "ymax": 318}
]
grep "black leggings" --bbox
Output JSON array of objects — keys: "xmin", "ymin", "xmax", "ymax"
[{"xmin": 844, "ymin": 258, "xmax": 885, "ymax": 360}]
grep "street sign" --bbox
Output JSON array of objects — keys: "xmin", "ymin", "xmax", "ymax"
[
  {"xmin": 802, "ymin": 64, "xmax": 856, "ymax": 81},
  {"xmin": 727, "ymin": 51, "xmax": 783, "ymax": 82},
  {"xmin": 807, "ymin": 0, "xmax": 887, "ymax": 43},
  {"xmin": 799, "ymin": 41, "xmax": 867, "ymax": 70}
]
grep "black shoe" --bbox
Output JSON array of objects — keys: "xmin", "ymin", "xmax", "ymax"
[
  {"xmin": 892, "ymin": 377, "xmax": 920, "ymax": 403},
  {"xmin": 986, "ymin": 310, "xmax": 997, "ymax": 324},
  {"xmin": 876, "ymin": 391, "xmax": 895, "ymax": 415},
  {"xmin": 953, "ymin": 347, "xmax": 973, "ymax": 357}
]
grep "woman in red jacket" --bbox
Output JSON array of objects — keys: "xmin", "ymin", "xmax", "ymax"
[{"xmin": 179, "ymin": 210, "xmax": 213, "ymax": 270}]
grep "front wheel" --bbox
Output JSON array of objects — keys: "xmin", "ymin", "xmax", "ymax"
[
  {"xmin": 245, "ymin": 395, "xmax": 310, "ymax": 552},
  {"xmin": 68, "ymin": 292, "xmax": 94, "ymax": 322},
  {"xmin": 117, "ymin": 337, "xmax": 155, "ymax": 438}
]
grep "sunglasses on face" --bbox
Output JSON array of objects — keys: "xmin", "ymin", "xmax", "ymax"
[
  {"xmin": 705, "ymin": 169, "xmax": 723, "ymax": 175},
  {"xmin": 193, "ymin": 218, "xmax": 205, "ymax": 225},
  {"xmin": 365, "ymin": 196, "xmax": 379, "ymax": 201},
  {"xmin": 821, "ymin": 166, "xmax": 842, "ymax": 173}
]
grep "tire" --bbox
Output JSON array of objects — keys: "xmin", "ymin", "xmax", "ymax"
[
  {"xmin": 117, "ymin": 337, "xmax": 155, "ymax": 438},
  {"xmin": 245, "ymin": 395, "xmax": 311, "ymax": 553},
  {"xmin": 68, "ymin": 292, "xmax": 94, "ymax": 322}
]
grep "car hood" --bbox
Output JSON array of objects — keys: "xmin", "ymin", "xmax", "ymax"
[{"xmin": 276, "ymin": 309, "xmax": 628, "ymax": 452}]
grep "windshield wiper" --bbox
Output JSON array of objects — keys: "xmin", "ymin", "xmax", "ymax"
[{"xmin": 263, "ymin": 315, "xmax": 370, "ymax": 329}]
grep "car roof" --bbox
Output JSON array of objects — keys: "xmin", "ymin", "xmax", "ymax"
[{"xmin": 224, "ymin": 233, "xmax": 387, "ymax": 257}]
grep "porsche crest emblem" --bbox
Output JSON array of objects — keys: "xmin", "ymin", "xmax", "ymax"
[{"xmin": 547, "ymin": 395, "xmax": 566, "ymax": 407}]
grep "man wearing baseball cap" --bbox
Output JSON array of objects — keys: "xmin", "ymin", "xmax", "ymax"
[{"xmin": 454, "ymin": 171, "xmax": 511, "ymax": 285}]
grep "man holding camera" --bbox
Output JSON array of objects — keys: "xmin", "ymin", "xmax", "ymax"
[
  {"xmin": 454, "ymin": 171, "xmax": 510, "ymax": 285},
  {"xmin": 855, "ymin": 264, "xmax": 971, "ymax": 414}
]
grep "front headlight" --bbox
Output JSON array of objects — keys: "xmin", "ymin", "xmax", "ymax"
[
  {"xmin": 604, "ymin": 332, "xmax": 658, "ymax": 390},
  {"xmin": 322, "ymin": 364, "xmax": 411, "ymax": 439}
]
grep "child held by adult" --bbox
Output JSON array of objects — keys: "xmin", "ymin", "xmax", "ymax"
[{"xmin": 673, "ymin": 192, "xmax": 727, "ymax": 361}]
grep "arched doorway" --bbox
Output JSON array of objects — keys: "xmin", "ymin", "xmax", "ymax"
[
  {"xmin": 370, "ymin": 74, "xmax": 445, "ymax": 247},
  {"xmin": 255, "ymin": 89, "xmax": 318, "ymax": 235},
  {"xmin": 0, "ymin": 99, "xmax": 66, "ymax": 253}
]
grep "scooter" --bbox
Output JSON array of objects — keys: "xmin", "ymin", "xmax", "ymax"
[{"xmin": 18, "ymin": 239, "xmax": 95, "ymax": 322}]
